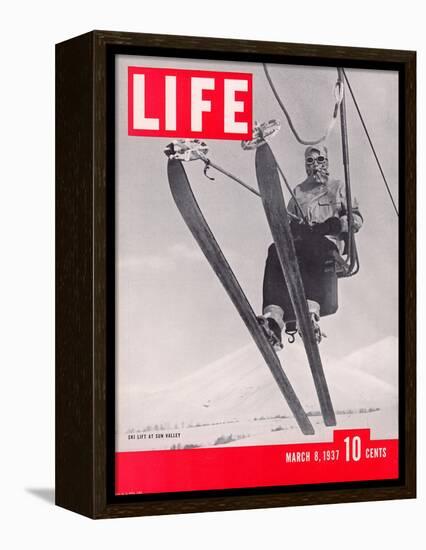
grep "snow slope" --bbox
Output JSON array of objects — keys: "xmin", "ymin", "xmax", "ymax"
[{"xmin": 117, "ymin": 336, "xmax": 398, "ymax": 450}]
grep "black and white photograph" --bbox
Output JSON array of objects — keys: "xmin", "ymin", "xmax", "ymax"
[
  {"xmin": 4, "ymin": 0, "xmax": 421, "ymax": 543},
  {"xmin": 115, "ymin": 54, "xmax": 400, "ymax": 494}
]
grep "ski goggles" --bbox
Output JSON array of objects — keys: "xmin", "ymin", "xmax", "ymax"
[{"xmin": 305, "ymin": 155, "xmax": 327, "ymax": 165}]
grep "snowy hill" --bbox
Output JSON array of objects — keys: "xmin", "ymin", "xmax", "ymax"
[
  {"xmin": 117, "ymin": 336, "xmax": 398, "ymax": 450},
  {"xmin": 340, "ymin": 335, "xmax": 398, "ymax": 387}
]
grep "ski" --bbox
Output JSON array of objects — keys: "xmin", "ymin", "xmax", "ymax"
[
  {"xmin": 255, "ymin": 143, "xmax": 337, "ymax": 427},
  {"xmin": 167, "ymin": 158, "xmax": 315, "ymax": 436}
]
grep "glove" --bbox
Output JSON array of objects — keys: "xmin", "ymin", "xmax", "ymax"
[
  {"xmin": 311, "ymin": 217, "xmax": 342, "ymax": 237},
  {"xmin": 340, "ymin": 214, "xmax": 362, "ymax": 233},
  {"xmin": 290, "ymin": 220, "xmax": 312, "ymax": 240}
]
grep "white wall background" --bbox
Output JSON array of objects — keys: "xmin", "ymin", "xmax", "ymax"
[{"xmin": 0, "ymin": 0, "xmax": 423, "ymax": 547}]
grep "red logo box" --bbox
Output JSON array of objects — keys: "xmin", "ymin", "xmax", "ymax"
[{"xmin": 128, "ymin": 66, "xmax": 253, "ymax": 140}]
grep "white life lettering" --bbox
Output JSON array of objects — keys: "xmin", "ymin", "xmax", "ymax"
[
  {"xmin": 165, "ymin": 75, "xmax": 177, "ymax": 131},
  {"xmin": 191, "ymin": 77, "xmax": 215, "ymax": 132},
  {"xmin": 133, "ymin": 74, "xmax": 160, "ymax": 130},
  {"xmin": 224, "ymin": 78, "xmax": 248, "ymax": 134}
]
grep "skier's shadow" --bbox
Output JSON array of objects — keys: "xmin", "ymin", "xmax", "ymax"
[{"xmin": 26, "ymin": 488, "xmax": 55, "ymax": 504}]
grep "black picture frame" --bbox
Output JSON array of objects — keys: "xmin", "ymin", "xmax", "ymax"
[{"xmin": 56, "ymin": 30, "xmax": 416, "ymax": 519}]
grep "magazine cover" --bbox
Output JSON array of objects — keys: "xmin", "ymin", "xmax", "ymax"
[{"xmin": 114, "ymin": 54, "xmax": 399, "ymax": 495}]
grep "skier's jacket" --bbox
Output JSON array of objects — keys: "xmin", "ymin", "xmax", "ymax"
[{"xmin": 287, "ymin": 177, "xmax": 363, "ymax": 253}]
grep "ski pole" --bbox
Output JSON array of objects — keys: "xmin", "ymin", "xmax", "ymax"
[
  {"xmin": 202, "ymin": 156, "xmax": 306, "ymax": 224},
  {"xmin": 203, "ymin": 159, "xmax": 261, "ymax": 198}
]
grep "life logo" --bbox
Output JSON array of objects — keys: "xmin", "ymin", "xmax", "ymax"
[{"xmin": 128, "ymin": 67, "xmax": 253, "ymax": 140}]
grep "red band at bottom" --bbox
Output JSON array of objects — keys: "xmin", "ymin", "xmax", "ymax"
[{"xmin": 116, "ymin": 429, "xmax": 398, "ymax": 495}]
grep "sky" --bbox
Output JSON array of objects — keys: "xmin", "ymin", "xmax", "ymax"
[{"xmin": 115, "ymin": 54, "xmax": 399, "ymax": 396}]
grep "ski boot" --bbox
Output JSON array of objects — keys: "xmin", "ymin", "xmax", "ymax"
[
  {"xmin": 310, "ymin": 311, "xmax": 327, "ymax": 343},
  {"xmin": 241, "ymin": 120, "xmax": 281, "ymax": 150},
  {"xmin": 258, "ymin": 315, "xmax": 283, "ymax": 351},
  {"xmin": 258, "ymin": 305, "xmax": 285, "ymax": 352},
  {"xmin": 303, "ymin": 300, "xmax": 327, "ymax": 344},
  {"xmin": 164, "ymin": 139, "xmax": 209, "ymax": 162}
]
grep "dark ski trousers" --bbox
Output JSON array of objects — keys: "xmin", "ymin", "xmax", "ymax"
[{"xmin": 262, "ymin": 235, "xmax": 339, "ymax": 322}]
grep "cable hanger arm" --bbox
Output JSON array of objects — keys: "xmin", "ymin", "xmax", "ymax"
[
  {"xmin": 342, "ymin": 69, "xmax": 399, "ymax": 218},
  {"xmin": 263, "ymin": 63, "xmax": 343, "ymax": 146}
]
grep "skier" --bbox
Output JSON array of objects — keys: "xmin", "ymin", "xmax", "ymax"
[{"xmin": 259, "ymin": 144, "xmax": 363, "ymax": 350}]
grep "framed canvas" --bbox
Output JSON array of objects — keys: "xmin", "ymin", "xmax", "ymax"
[{"xmin": 55, "ymin": 30, "xmax": 416, "ymax": 518}]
